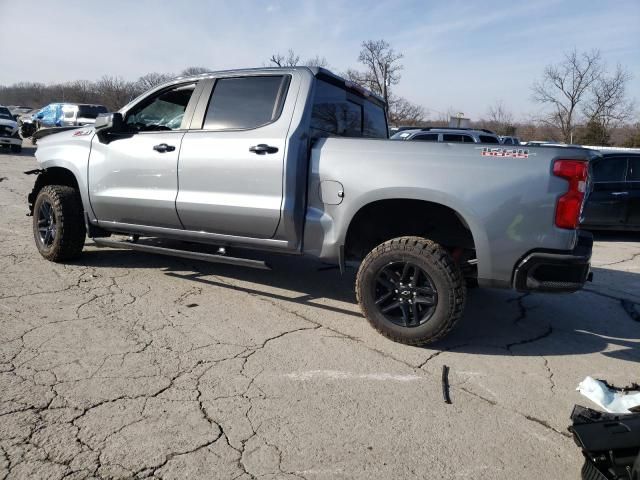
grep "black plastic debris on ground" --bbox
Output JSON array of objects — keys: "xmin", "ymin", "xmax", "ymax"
[
  {"xmin": 442, "ymin": 365, "xmax": 451, "ymax": 404},
  {"xmin": 569, "ymin": 405, "xmax": 640, "ymax": 479}
]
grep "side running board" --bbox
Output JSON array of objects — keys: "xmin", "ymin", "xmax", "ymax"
[{"xmin": 92, "ymin": 238, "xmax": 271, "ymax": 270}]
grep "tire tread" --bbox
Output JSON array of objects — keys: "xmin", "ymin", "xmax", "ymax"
[{"xmin": 355, "ymin": 236, "xmax": 466, "ymax": 345}]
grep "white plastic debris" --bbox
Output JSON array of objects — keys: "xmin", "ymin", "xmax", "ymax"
[{"xmin": 577, "ymin": 376, "xmax": 640, "ymax": 414}]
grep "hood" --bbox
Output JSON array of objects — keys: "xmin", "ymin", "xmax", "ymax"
[{"xmin": 0, "ymin": 118, "xmax": 17, "ymax": 129}]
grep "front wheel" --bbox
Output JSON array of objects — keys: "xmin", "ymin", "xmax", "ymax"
[
  {"xmin": 32, "ymin": 185, "xmax": 86, "ymax": 262},
  {"xmin": 356, "ymin": 236, "xmax": 466, "ymax": 345}
]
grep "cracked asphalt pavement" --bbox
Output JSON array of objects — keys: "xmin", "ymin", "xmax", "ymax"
[{"xmin": 1, "ymin": 146, "xmax": 639, "ymax": 479}]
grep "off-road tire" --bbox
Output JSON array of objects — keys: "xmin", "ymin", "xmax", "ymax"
[
  {"xmin": 10, "ymin": 144, "xmax": 21, "ymax": 153},
  {"xmin": 33, "ymin": 185, "xmax": 86, "ymax": 262},
  {"xmin": 356, "ymin": 236, "xmax": 466, "ymax": 345}
]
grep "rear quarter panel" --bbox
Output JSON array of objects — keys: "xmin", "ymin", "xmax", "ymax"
[{"xmin": 305, "ymin": 139, "xmax": 592, "ymax": 286}]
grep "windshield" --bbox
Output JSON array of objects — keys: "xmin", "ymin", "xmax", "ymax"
[
  {"xmin": 0, "ymin": 107, "xmax": 13, "ymax": 120},
  {"xmin": 77, "ymin": 105, "xmax": 108, "ymax": 119}
]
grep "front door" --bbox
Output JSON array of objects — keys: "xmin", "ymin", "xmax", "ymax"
[
  {"xmin": 88, "ymin": 82, "xmax": 199, "ymax": 229},
  {"xmin": 582, "ymin": 156, "xmax": 629, "ymax": 227},
  {"xmin": 176, "ymin": 74, "xmax": 293, "ymax": 238}
]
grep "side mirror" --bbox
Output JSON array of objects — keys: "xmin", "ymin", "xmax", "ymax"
[
  {"xmin": 36, "ymin": 113, "xmax": 44, "ymax": 119},
  {"xmin": 94, "ymin": 112, "xmax": 124, "ymax": 133},
  {"xmin": 95, "ymin": 112, "xmax": 125, "ymax": 143}
]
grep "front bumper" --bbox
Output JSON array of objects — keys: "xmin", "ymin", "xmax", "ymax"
[{"xmin": 513, "ymin": 231, "xmax": 593, "ymax": 293}]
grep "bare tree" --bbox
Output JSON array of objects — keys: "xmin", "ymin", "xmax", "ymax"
[
  {"xmin": 481, "ymin": 100, "xmax": 516, "ymax": 136},
  {"xmin": 136, "ymin": 72, "xmax": 174, "ymax": 92},
  {"xmin": 532, "ymin": 49, "xmax": 602, "ymax": 143},
  {"xmin": 583, "ymin": 64, "xmax": 634, "ymax": 130},
  {"xmin": 180, "ymin": 66, "xmax": 211, "ymax": 76},
  {"xmin": 94, "ymin": 76, "xmax": 137, "ymax": 111},
  {"xmin": 387, "ymin": 94, "xmax": 424, "ymax": 125},
  {"xmin": 268, "ymin": 50, "xmax": 328, "ymax": 68},
  {"xmin": 269, "ymin": 49, "xmax": 300, "ymax": 67},
  {"xmin": 304, "ymin": 55, "xmax": 329, "ymax": 68},
  {"xmin": 345, "ymin": 40, "xmax": 403, "ymax": 109}
]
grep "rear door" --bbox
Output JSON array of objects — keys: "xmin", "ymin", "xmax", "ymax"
[
  {"xmin": 582, "ymin": 156, "xmax": 629, "ymax": 227},
  {"xmin": 176, "ymin": 74, "xmax": 294, "ymax": 238},
  {"xmin": 626, "ymin": 155, "xmax": 640, "ymax": 228}
]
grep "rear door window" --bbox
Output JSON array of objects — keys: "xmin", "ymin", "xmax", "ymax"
[
  {"xmin": 413, "ymin": 133, "xmax": 439, "ymax": 142},
  {"xmin": 592, "ymin": 157, "xmax": 628, "ymax": 182},
  {"xmin": 78, "ymin": 105, "xmax": 108, "ymax": 119},
  {"xmin": 443, "ymin": 134, "xmax": 465, "ymax": 142},
  {"xmin": 479, "ymin": 135, "xmax": 500, "ymax": 144},
  {"xmin": 203, "ymin": 76, "xmax": 289, "ymax": 130}
]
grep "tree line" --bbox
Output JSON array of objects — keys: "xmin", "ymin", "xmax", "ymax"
[{"xmin": 1, "ymin": 40, "xmax": 637, "ymax": 146}]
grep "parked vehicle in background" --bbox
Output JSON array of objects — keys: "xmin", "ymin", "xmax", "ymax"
[
  {"xmin": 25, "ymin": 103, "xmax": 108, "ymax": 140},
  {"xmin": 581, "ymin": 152, "xmax": 640, "ymax": 232},
  {"xmin": 0, "ymin": 105, "xmax": 23, "ymax": 153},
  {"xmin": 37, "ymin": 103, "xmax": 108, "ymax": 128},
  {"xmin": 8, "ymin": 106, "xmax": 34, "ymax": 117},
  {"xmin": 500, "ymin": 136, "xmax": 520, "ymax": 145},
  {"xmin": 391, "ymin": 127, "xmax": 501, "ymax": 144},
  {"xmin": 17, "ymin": 111, "xmax": 37, "ymax": 139},
  {"xmin": 27, "ymin": 66, "xmax": 595, "ymax": 345}
]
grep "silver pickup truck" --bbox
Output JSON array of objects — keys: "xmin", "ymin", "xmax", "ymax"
[{"xmin": 27, "ymin": 67, "xmax": 595, "ymax": 345}]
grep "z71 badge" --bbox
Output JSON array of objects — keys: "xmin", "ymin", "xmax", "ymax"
[{"xmin": 73, "ymin": 129, "xmax": 93, "ymax": 137}]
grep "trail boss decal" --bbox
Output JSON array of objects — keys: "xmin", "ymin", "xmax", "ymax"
[{"xmin": 479, "ymin": 147, "xmax": 530, "ymax": 158}]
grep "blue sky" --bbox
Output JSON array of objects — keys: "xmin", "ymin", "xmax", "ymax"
[{"xmin": 1, "ymin": 0, "xmax": 638, "ymax": 120}]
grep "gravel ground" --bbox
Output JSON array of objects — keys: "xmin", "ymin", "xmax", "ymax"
[{"xmin": 1, "ymin": 145, "xmax": 639, "ymax": 479}]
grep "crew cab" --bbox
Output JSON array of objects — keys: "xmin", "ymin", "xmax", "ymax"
[{"xmin": 27, "ymin": 67, "xmax": 595, "ymax": 345}]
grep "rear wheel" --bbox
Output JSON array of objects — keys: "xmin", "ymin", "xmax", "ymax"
[
  {"xmin": 356, "ymin": 236, "xmax": 466, "ymax": 345},
  {"xmin": 32, "ymin": 185, "xmax": 86, "ymax": 262}
]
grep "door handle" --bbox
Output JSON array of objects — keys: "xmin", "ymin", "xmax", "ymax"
[
  {"xmin": 153, "ymin": 143, "xmax": 175, "ymax": 153},
  {"xmin": 611, "ymin": 192, "xmax": 629, "ymax": 196},
  {"xmin": 249, "ymin": 144, "xmax": 278, "ymax": 155}
]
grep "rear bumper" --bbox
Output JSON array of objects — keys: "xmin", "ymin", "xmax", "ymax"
[{"xmin": 513, "ymin": 231, "xmax": 593, "ymax": 293}]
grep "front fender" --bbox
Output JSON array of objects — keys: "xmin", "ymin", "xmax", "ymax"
[{"xmin": 31, "ymin": 130, "xmax": 95, "ymax": 219}]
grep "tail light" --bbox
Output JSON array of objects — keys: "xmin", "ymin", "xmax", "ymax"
[{"xmin": 553, "ymin": 159, "xmax": 589, "ymax": 229}]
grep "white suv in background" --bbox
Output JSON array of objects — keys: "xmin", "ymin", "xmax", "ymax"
[{"xmin": 390, "ymin": 127, "xmax": 501, "ymax": 144}]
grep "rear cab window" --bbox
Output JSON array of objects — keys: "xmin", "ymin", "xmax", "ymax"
[{"xmin": 311, "ymin": 77, "xmax": 387, "ymax": 139}]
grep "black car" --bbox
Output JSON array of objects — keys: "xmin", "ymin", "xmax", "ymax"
[{"xmin": 581, "ymin": 152, "xmax": 640, "ymax": 231}]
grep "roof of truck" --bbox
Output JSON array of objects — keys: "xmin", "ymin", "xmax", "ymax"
[{"xmin": 171, "ymin": 66, "xmax": 386, "ymax": 105}]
